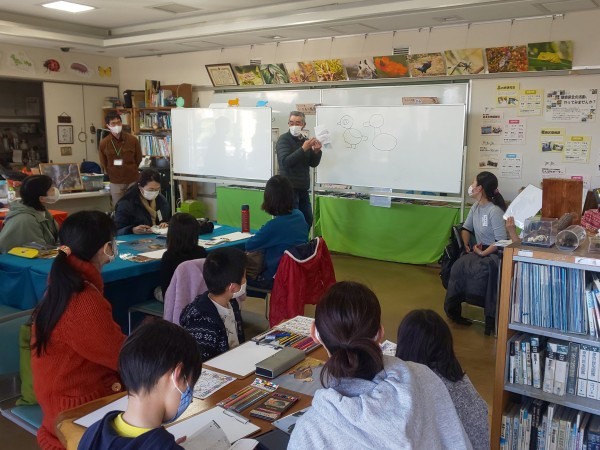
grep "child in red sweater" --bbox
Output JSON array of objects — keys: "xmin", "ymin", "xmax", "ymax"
[{"xmin": 31, "ymin": 211, "xmax": 126, "ymax": 450}]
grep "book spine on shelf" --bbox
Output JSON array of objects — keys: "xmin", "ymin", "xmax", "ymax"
[{"xmin": 567, "ymin": 342, "xmax": 580, "ymax": 396}]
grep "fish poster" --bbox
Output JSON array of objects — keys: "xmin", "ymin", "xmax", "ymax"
[{"xmin": 407, "ymin": 53, "xmax": 445, "ymax": 77}]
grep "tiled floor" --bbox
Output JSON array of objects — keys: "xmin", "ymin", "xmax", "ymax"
[{"xmin": 0, "ymin": 253, "xmax": 496, "ymax": 448}]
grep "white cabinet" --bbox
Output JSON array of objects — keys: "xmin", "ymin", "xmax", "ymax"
[{"xmin": 43, "ymin": 83, "xmax": 117, "ymax": 164}]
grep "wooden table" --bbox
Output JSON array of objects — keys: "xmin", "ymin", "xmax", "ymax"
[{"xmin": 56, "ymin": 346, "xmax": 328, "ymax": 450}]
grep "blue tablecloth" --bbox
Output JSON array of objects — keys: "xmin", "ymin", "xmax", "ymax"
[{"xmin": 0, "ymin": 224, "xmax": 248, "ymax": 329}]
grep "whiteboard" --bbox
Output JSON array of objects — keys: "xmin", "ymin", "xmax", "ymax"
[
  {"xmin": 316, "ymin": 105, "xmax": 466, "ymax": 193},
  {"xmin": 172, "ymin": 108, "xmax": 272, "ymax": 181},
  {"xmin": 468, "ymin": 75, "xmax": 600, "ymax": 201}
]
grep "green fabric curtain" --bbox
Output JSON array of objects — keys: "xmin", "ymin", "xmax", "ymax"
[
  {"xmin": 314, "ymin": 196, "xmax": 460, "ymax": 265},
  {"xmin": 216, "ymin": 187, "xmax": 271, "ymax": 229}
]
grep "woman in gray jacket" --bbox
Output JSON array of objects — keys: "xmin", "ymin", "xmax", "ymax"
[
  {"xmin": 288, "ymin": 281, "xmax": 473, "ymax": 450},
  {"xmin": 396, "ymin": 309, "xmax": 489, "ymax": 450}
]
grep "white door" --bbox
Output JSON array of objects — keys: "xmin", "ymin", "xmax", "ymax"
[
  {"xmin": 43, "ymin": 82, "xmax": 86, "ymax": 164},
  {"xmin": 83, "ymin": 85, "xmax": 118, "ymax": 164}
]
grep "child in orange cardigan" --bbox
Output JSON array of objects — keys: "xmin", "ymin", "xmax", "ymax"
[{"xmin": 31, "ymin": 211, "xmax": 126, "ymax": 450}]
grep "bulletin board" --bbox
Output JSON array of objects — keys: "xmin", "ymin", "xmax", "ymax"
[{"xmin": 467, "ymin": 75, "xmax": 600, "ymax": 200}]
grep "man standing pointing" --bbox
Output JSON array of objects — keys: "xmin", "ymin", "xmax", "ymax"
[
  {"xmin": 276, "ymin": 111, "xmax": 322, "ymax": 228},
  {"xmin": 99, "ymin": 112, "xmax": 143, "ymax": 206}
]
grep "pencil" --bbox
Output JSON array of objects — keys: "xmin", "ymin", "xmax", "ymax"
[
  {"xmin": 224, "ymin": 386, "xmax": 258, "ymax": 409},
  {"xmin": 233, "ymin": 390, "xmax": 269, "ymax": 412},
  {"xmin": 220, "ymin": 386, "xmax": 253, "ymax": 408}
]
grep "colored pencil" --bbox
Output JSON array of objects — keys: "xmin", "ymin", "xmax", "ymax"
[
  {"xmin": 233, "ymin": 390, "xmax": 269, "ymax": 412},
  {"xmin": 219, "ymin": 386, "xmax": 253, "ymax": 408}
]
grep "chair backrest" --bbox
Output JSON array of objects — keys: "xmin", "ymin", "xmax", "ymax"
[
  {"xmin": 269, "ymin": 237, "xmax": 336, "ymax": 326},
  {"xmin": 163, "ymin": 258, "xmax": 207, "ymax": 325}
]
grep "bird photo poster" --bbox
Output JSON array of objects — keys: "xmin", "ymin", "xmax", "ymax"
[{"xmin": 407, "ymin": 53, "xmax": 445, "ymax": 77}]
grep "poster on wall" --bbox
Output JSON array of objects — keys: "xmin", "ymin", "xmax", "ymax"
[
  {"xmin": 444, "ymin": 48, "xmax": 486, "ymax": 75},
  {"xmin": 540, "ymin": 128, "xmax": 565, "ymax": 153},
  {"xmin": 500, "ymin": 152, "xmax": 522, "ymax": 179},
  {"xmin": 518, "ymin": 89, "xmax": 543, "ymax": 116},
  {"xmin": 545, "ymin": 89, "xmax": 597, "ymax": 122},
  {"xmin": 541, "ymin": 161, "xmax": 566, "ymax": 178},
  {"xmin": 407, "ymin": 53, "xmax": 446, "ymax": 77},
  {"xmin": 496, "ymin": 83, "xmax": 519, "ymax": 107},
  {"xmin": 503, "ymin": 119, "xmax": 526, "ymax": 145},
  {"xmin": 486, "ymin": 46, "xmax": 528, "ymax": 73},
  {"xmin": 528, "ymin": 41, "xmax": 573, "ymax": 72},
  {"xmin": 478, "ymin": 141, "xmax": 501, "ymax": 169},
  {"xmin": 563, "ymin": 135, "xmax": 592, "ymax": 163},
  {"xmin": 480, "ymin": 112, "xmax": 503, "ymax": 136}
]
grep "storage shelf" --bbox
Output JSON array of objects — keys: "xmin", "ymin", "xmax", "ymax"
[
  {"xmin": 509, "ymin": 323, "xmax": 600, "ymax": 346},
  {"xmin": 504, "ymin": 383, "xmax": 600, "ymax": 415}
]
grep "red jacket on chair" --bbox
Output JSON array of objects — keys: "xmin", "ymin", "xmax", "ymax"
[{"xmin": 269, "ymin": 237, "xmax": 336, "ymax": 326}]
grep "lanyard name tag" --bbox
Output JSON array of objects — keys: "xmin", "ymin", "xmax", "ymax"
[
  {"xmin": 157, "ymin": 210, "xmax": 163, "ymax": 222},
  {"xmin": 482, "ymin": 215, "xmax": 488, "ymax": 227},
  {"xmin": 114, "ymin": 159, "xmax": 123, "ymax": 166}
]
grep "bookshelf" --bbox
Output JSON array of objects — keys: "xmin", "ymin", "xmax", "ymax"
[
  {"xmin": 101, "ymin": 83, "xmax": 192, "ymax": 159},
  {"xmin": 492, "ymin": 243, "xmax": 600, "ymax": 449}
]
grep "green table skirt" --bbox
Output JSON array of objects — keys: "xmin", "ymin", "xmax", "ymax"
[{"xmin": 314, "ymin": 196, "xmax": 460, "ymax": 265}]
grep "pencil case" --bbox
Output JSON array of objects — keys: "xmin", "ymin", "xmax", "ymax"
[{"xmin": 256, "ymin": 347, "xmax": 305, "ymax": 378}]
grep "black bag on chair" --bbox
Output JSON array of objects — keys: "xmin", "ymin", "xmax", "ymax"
[{"xmin": 439, "ymin": 224, "xmax": 464, "ymax": 289}]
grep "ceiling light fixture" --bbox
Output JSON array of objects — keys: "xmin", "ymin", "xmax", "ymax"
[
  {"xmin": 42, "ymin": 1, "xmax": 95, "ymax": 13},
  {"xmin": 271, "ymin": 35, "xmax": 283, "ymax": 39}
]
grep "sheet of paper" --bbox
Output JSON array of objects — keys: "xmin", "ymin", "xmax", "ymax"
[
  {"xmin": 151, "ymin": 226, "xmax": 168, "ymax": 235},
  {"xmin": 138, "ymin": 248, "xmax": 167, "ymax": 259},
  {"xmin": 193, "ymin": 368, "xmax": 237, "ymax": 399},
  {"xmin": 503, "ymin": 184, "xmax": 543, "ymax": 229},
  {"xmin": 204, "ymin": 341, "xmax": 280, "ymax": 377},
  {"xmin": 199, "ymin": 232, "xmax": 253, "ymax": 247},
  {"xmin": 168, "ymin": 406, "xmax": 260, "ymax": 442},
  {"xmin": 313, "ymin": 124, "xmax": 331, "ymax": 145},
  {"xmin": 74, "ymin": 396, "xmax": 128, "ymax": 427}
]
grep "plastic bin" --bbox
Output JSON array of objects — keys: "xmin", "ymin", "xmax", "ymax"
[{"xmin": 80, "ymin": 174, "xmax": 104, "ymax": 192}]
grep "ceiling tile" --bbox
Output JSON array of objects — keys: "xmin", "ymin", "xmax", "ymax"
[{"xmin": 540, "ymin": 0, "xmax": 598, "ymax": 13}]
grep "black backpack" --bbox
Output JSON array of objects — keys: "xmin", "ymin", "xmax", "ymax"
[{"xmin": 439, "ymin": 224, "xmax": 464, "ymax": 289}]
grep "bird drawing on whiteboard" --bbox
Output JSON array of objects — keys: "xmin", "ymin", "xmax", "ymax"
[
  {"xmin": 338, "ymin": 115, "xmax": 367, "ymax": 149},
  {"xmin": 416, "ymin": 61, "xmax": 432, "ymax": 74},
  {"xmin": 363, "ymin": 114, "xmax": 397, "ymax": 151}
]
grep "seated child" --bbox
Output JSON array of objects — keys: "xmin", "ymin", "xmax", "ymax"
[
  {"xmin": 180, "ymin": 247, "xmax": 246, "ymax": 361},
  {"xmin": 395, "ymin": 309, "xmax": 489, "ymax": 450},
  {"xmin": 78, "ymin": 320, "xmax": 202, "ymax": 450}
]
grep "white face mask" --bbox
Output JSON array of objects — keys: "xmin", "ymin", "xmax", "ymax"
[
  {"xmin": 289, "ymin": 126, "xmax": 303, "ymax": 137},
  {"xmin": 108, "ymin": 125, "xmax": 122, "ymax": 135},
  {"xmin": 467, "ymin": 185, "xmax": 476, "ymax": 198},
  {"xmin": 231, "ymin": 282, "xmax": 246, "ymax": 299},
  {"xmin": 142, "ymin": 189, "xmax": 160, "ymax": 201},
  {"xmin": 43, "ymin": 187, "xmax": 60, "ymax": 204}
]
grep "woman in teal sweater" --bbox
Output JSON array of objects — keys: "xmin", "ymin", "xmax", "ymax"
[{"xmin": 246, "ymin": 175, "xmax": 308, "ymax": 289}]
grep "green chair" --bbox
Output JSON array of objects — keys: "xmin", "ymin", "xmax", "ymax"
[
  {"xmin": 128, "ymin": 300, "xmax": 164, "ymax": 334},
  {"xmin": 0, "ymin": 308, "xmax": 33, "ymax": 402}
]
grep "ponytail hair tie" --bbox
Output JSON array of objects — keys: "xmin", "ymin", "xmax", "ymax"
[{"xmin": 58, "ymin": 245, "xmax": 71, "ymax": 256}]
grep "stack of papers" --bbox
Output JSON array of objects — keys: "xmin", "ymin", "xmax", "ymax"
[{"xmin": 199, "ymin": 232, "xmax": 253, "ymax": 248}]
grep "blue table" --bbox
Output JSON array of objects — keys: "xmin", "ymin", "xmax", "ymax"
[{"xmin": 0, "ymin": 224, "xmax": 249, "ymax": 330}]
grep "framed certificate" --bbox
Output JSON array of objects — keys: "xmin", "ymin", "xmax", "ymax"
[
  {"xmin": 57, "ymin": 125, "xmax": 74, "ymax": 144},
  {"xmin": 205, "ymin": 63, "xmax": 238, "ymax": 87}
]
